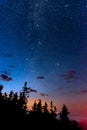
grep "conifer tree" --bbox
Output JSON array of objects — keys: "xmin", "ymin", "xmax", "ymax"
[
  {"xmin": 43, "ymin": 102, "xmax": 49, "ymax": 113},
  {"xmin": 59, "ymin": 104, "xmax": 70, "ymax": 121},
  {"xmin": 32, "ymin": 100, "xmax": 37, "ymax": 112}
]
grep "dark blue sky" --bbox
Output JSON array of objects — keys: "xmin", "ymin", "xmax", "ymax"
[{"xmin": 0, "ymin": 0, "xmax": 87, "ymax": 120}]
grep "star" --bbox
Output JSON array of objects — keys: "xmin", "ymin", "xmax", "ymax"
[
  {"xmin": 36, "ymin": 24, "xmax": 39, "ymax": 28},
  {"xmin": 64, "ymin": 4, "xmax": 69, "ymax": 8},
  {"xmin": 56, "ymin": 62, "xmax": 60, "ymax": 67}
]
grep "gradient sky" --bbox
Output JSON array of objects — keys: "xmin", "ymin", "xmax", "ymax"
[{"xmin": 0, "ymin": 0, "xmax": 87, "ymax": 121}]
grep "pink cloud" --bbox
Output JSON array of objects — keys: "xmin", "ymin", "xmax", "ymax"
[
  {"xmin": 60, "ymin": 70, "xmax": 79, "ymax": 81},
  {"xmin": 77, "ymin": 89, "xmax": 87, "ymax": 95}
]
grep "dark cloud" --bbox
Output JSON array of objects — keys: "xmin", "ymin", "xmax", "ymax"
[
  {"xmin": 36, "ymin": 76, "xmax": 45, "ymax": 79},
  {"xmin": 40, "ymin": 93, "xmax": 48, "ymax": 97},
  {"xmin": 0, "ymin": 74, "xmax": 12, "ymax": 82},
  {"xmin": 4, "ymin": 53, "xmax": 13, "ymax": 57},
  {"xmin": 0, "ymin": 53, "xmax": 13, "ymax": 58},
  {"xmin": 9, "ymin": 65, "xmax": 15, "ymax": 68},
  {"xmin": 29, "ymin": 88, "xmax": 37, "ymax": 93},
  {"xmin": 77, "ymin": 89, "xmax": 87, "ymax": 95},
  {"xmin": 60, "ymin": 70, "xmax": 79, "ymax": 81},
  {"xmin": 58, "ymin": 87, "xmax": 64, "ymax": 90},
  {"xmin": 60, "ymin": 92, "xmax": 66, "ymax": 95}
]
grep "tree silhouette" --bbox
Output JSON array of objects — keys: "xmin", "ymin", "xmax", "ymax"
[
  {"xmin": 32, "ymin": 100, "xmax": 37, "ymax": 112},
  {"xmin": 9, "ymin": 91, "xmax": 14, "ymax": 101},
  {"xmin": 0, "ymin": 85, "xmax": 3, "ymax": 91},
  {"xmin": 37, "ymin": 99, "xmax": 42, "ymax": 113},
  {"xmin": 4, "ymin": 92, "xmax": 8, "ymax": 100},
  {"xmin": 18, "ymin": 82, "xmax": 30, "ymax": 111},
  {"xmin": 71, "ymin": 120, "xmax": 82, "ymax": 130},
  {"xmin": 59, "ymin": 104, "xmax": 70, "ymax": 121},
  {"xmin": 43, "ymin": 102, "xmax": 49, "ymax": 113},
  {"xmin": 0, "ymin": 85, "xmax": 3, "ymax": 97},
  {"xmin": 0, "ymin": 83, "xmax": 82, "ymax": 130},
  {"xmin": 50, "ymin": 101, "xmax": 57, "ymax": 118}
]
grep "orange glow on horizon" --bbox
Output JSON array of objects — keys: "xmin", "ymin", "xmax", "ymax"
[{"xmin": 27, "ymin": 98, "xmax": 61, "ymax": 113}]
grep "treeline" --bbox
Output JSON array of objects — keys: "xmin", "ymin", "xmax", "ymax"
[{"xmin": 0, "ymin": 82, "xmax": 82, "ymax": 130}]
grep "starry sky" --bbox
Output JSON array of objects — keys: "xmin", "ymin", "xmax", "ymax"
[{"xmin": 0, "ymin": 0, "xmax": 87, "ymax": 121}]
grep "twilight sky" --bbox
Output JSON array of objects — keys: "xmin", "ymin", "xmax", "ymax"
[{"xmin": 0, "ymin": 0, "xmax": 87, "ymax": 121}]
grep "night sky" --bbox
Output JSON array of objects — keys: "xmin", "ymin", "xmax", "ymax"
[{"xmin": 0, "ymin": 0, "xmax": 87, "ymax": 121}]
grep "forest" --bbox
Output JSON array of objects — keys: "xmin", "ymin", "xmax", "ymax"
[{"xmin": 0, "ymin": 82, "xmax": 82, "ymax": 130}]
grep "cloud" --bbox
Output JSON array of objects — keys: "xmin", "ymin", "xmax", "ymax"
[
  {"xmin": 60, "ymin": 70, "xmax": 79, "ymax": 81},
  {"xmin": 40, "ymin": 93, "xmax": 48, "ymax": 97},
  {"xmin": 28, "ymin": 88, "xmax": 37, "ymax": 93},
  {"xmin": 36, "ymin": 76, "xmax": 45, "ymax": 79},
  {"xmin": 0, "ymin": 74, "xmax": 12, "ymax": 82},
  {"xmin": 4, "ymin": 53, "xmax": 13, "ymax": 57},
  {"xmin": 77, "ymin": 89, "xmax": 87, "ymax": 95},
  {"xmin": 9, "ymin": 65, "xmax": 15, "ymax": 68},
  {"xmin": 58, "ymin": 87, "xmax": 64, "ymax": 90},
  {"xmin": 0, "ymin": 53, "xmax": 13, "ymax": 58},
  {"xmin": 60, "ymin": 92, "xmax": 66, "ymax": 95}
]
